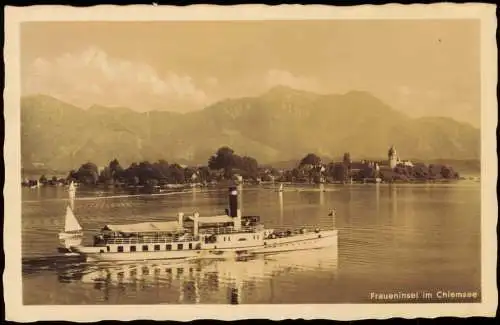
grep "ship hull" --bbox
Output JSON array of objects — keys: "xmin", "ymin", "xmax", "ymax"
[
  {"xmin": 74, "ymin": 247, "xmax": 201, "ymax": 262},
  {"xmin": 253, "ymin": 229, "xmax": 338, "ymax": 254},
  {"xmin": 69, "ymin": 230, "xmax": 338, "ymax": 262}
]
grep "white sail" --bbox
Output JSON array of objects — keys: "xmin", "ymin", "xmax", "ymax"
[
  {"xmin": 68, "ymin": 181, "xmax": 76, "ymax": 209},
  {"xmin": 68, "ymin": 181, "xmax": 76, "ymax": 197},
  {"xmin": 64, "ymin": 205, "xmax": 82, "ymax": 232}
]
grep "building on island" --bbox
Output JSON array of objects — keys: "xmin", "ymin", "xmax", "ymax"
[
  {"xmin": 343, "ymin": 145, "xmax": 413, "ymax": 182},
  {"xmin": 387, "ymin": 145, "xmax": 413, "ymax": 169},
  {"xmin": 388, "ymin": 145, "xmax": 400, "ymax": 169}
]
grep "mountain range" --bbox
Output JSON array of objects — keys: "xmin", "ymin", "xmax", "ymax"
[{"xmin": 21, "ymin": 86, "xmax": 480, "ymax": 171}]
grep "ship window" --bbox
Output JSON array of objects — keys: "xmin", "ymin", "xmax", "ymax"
[
  {"xmin": 106, "ymin": 246, "xmax": 110, "ymax": 252},
  {"xmin": 142, "ymin": 245, "xmax": 149, "ymax": 251},
  {"xmin": 117, "ymin": 246, "xmax": 124, "ymax": 252},
  {"xmin": 177, "ymin": 243, "xmax": 183, "ymax": 250},
  {"xmin": 130, "ymin": 245, "xmax": 136, "ymax": 252},
  {"xmin": 166, "ymin": 244, "xmax": 172, "ymax": 251},
  {"xmin": 154, "ymin": 244, "xmax": 160, "ymax": 251},
  {"xmin": 189, "ymin": 243, "xmax": 193, "ymax": 250}
]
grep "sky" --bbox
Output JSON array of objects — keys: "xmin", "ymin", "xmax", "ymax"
[{"xmin": 21, "ymin": 20, "xmax": 480, "ymax": 127}]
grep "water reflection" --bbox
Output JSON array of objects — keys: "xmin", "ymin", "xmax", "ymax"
[
  {"xmin": 191, "ymin": 186, "xmax": 197, "ymax": 201},
  {"xmin": 53, "ymin": 246, "xmax": 339, "ymax": 304},
  {"xmin": 278, "ymin": 192, "xmax": 284, "ymax": 224},
  {"xmin": 391, "ymin": 185, "xmax": 398, "ymax": 220},
  {"xmin": 238, "ymin": 184, "xmax": 243, "ymax": 207},
  {"xmin": 22, "ymin": 183, "xmax": 480, "ymax": 304}
]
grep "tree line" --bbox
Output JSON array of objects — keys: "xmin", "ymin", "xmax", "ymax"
[
  {"xmin": 285, "ymin": 152, "xmax": 460, "ymax": 183},
  {"xmin": 66, "ymin": 146, "xmax": 261, "ymax": 186},
  {"xmin": 25, "ymin": 147, "xmax": 461, "ymax": 187}
]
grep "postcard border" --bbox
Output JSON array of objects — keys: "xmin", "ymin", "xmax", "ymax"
[{"xmin": 4, "ymin": 4, "xmax": 498, "ymax": 321}]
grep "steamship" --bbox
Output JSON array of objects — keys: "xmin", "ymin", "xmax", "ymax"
[{"xmin": 60, "ymin": 186, "xmax": 338, "ymax": 262}]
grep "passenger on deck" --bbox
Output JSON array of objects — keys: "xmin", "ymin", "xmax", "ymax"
[{"xmin": 94, "ymin": 234, "xmax": 105, "ymax": 245}]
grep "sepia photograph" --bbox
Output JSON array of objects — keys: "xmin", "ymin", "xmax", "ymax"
[{"xmin": 4, "ymin": 4, "xmax": 497, "ymax": 321}]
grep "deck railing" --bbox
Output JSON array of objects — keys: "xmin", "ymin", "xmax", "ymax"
[
  {"xmin": 96, "ymin": 225, "xmax": 266, "ymax": 245},
  {"xmin": 199, "ymin": 225, "xmax": 263, "ymax": 235},
  {"xmin": 100, "ymin": 235, "xmax": 200, "ymax": 245}
]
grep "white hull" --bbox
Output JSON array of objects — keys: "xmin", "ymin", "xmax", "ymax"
[
  {"xmin": 69, "ymin": 230, "xmax": 338, "ymax": 262},
  {"xmin": 253, "ymin": 230, "xmax": 337, "ymax": 254},
  {"xmin": 80, "ymin": 249, "xmax": 202, "ymax": 262}
]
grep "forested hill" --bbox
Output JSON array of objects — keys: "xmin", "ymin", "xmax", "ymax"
[{"xmin": 21, "ymin": 86, "xmax": 480, "ymax": 170}]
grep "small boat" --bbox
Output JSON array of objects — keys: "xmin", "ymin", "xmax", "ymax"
[
  {"xmin": 30, "ymin": 181, "xmax": 40, "ymax": 189},
  {"xmin": 61, "ymin": 186, "xmax": 338, "ymax": 262},
  {"xmin": 58, "ymin": 205, "xmax": 83, "ymax": 240},
  {"xmin": 277, "ymin": 184, "xmax": 284, "ymax": 192}
]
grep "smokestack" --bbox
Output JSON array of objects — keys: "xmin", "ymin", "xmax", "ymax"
[{"xmin": 228, "ymin": 186, "xmax": 238, "ymax": 218}]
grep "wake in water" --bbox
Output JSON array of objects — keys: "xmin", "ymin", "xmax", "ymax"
[
  {"xmin": 23, "ymin": 246, "xmax": 338, "ymax": 288},
  {"xmin": 22, "ymin": 254, "xmax": 198, "ymax": 277},
  {"xmin": 22, "ymin": 186, "xmax": 266, "ymax": 204},
  {"xmin": 22, "ymin": 188, "xmax": 219, "ymax": 203}
]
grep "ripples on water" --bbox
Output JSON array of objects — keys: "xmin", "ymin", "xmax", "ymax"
[
  {"xmin": 22, "ymin": 247, "xmax": 339, "ymax": 304},
  {"xmin": 22, "ymin": 183, "xmax": 481, "ymax": 304}
]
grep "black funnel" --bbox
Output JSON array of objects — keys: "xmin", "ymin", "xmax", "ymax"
[{"xmin": 228, "ymin": 186, "xmax": 238, "ymax": 218}]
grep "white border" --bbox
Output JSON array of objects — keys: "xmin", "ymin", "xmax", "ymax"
[{"xmin": 4, "ymin": 4, "xmax": 498, "ymax": 321}]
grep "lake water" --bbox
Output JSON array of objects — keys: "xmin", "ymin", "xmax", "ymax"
[{"xmin": 21, "ymin": 183, "xmax": 481, "ymax": 304}]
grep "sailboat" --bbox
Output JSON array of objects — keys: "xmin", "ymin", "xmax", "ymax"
[
  {"xmin": 58, "ymin": 205, "xmax": 83, "ymax": 240},
  {"xmin": 277, "ymin": 183, "xmax": 284, "ymax": 192},
  {"xmin": 68, "ymin": 181, "xmax": 76, "ymax": 201}
]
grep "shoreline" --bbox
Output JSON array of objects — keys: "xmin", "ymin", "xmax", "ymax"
[{"xmin": 22, "ymin": 178, "xmax": 480, "ymax": 194}]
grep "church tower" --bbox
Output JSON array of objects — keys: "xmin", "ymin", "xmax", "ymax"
[{"xmin": 388, "ymin": 145, "xmax": 399, "ymax": 169}]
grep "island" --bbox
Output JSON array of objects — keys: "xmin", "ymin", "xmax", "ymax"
[{"xmin": 22, "ymin": 145, "xmax": 475, "ymax": 190}]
